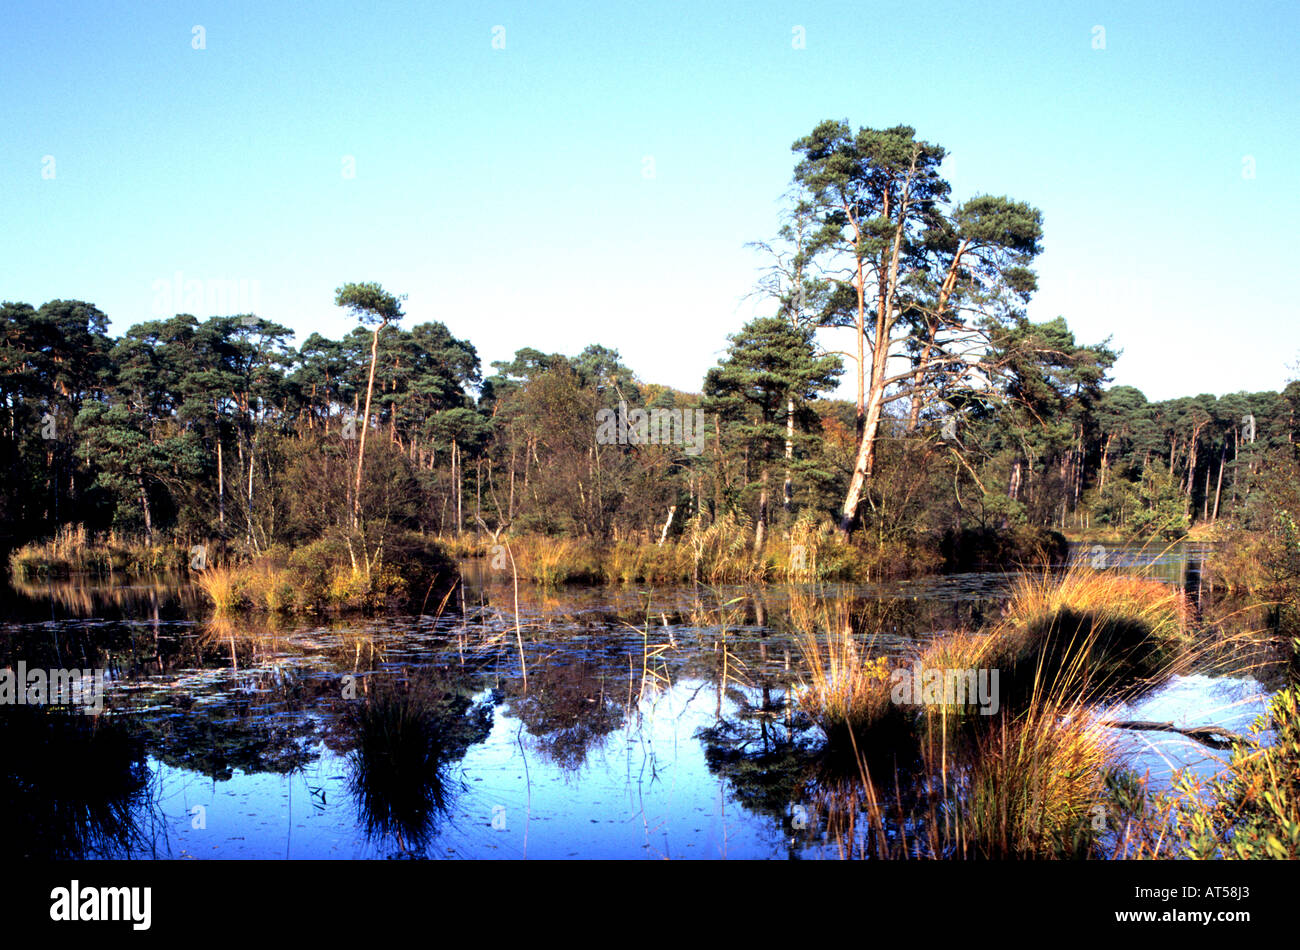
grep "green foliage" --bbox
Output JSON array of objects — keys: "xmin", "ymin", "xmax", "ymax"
[
  {"xmin": 1168, "ymin": 685, "xmax": 1300, "ymax": 860},
  {"xmin": 334, "ymin": 282, "xmax": 405, "ymax": 327},
  {"xmin": 1127, "ymin": 463, "xmax": 1190, "ymax": 541},
  {"xmin": 2, "ymin": 127, "xmax": 1294, "ymax": 571}
]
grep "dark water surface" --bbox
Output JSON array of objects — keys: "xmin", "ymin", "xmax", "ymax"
[{"xmin": 0, "ymin": 543, "xmax": 1282, "ymax": 859}]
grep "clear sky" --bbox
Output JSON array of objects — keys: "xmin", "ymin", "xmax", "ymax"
[{"xmin": 3, "ymin": 0, "xmax": 1296, "ymax": 401}]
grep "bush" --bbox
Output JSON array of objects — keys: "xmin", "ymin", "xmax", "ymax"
[
  {"xmin": 193, "ymin": 532, "xmax": 456, "ymax": 615},
  {"xmin": 1162, "ymin": 684, "xmax": 1300, "ymax": 859}
]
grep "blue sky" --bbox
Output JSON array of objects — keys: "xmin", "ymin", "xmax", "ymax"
[{"xmin": 3, "ymin": 0, "xmax": 1296, "ymax": 401}]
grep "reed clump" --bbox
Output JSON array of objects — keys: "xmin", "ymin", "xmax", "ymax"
[
  {"xmin": 508, "ymin": 536, "xmax": 602, "ymax": 585},
  {"xmin": 983, "ymin": 566, "xmax": 1192, "ymax": 711},
  {"xmin": 797, "ymin": 623, "xmax": 897, "ymax": 742},
  {"xmin": 795, "ymin": 567, "xmax": 1187, "ymax": 751},
  {"xmin": 949, "ymin": 698, "xmax": 1115, "ymax": 858},
  {"xmin": 193, "ymin": 533, "xmax": 453, "ymax": 614},
  {"xmin": 10, "ymin": 527, "xmax": 191, "ymax": 577},
  {"xmin": 195, "ymin": 565, "xmax": 243, "ymax": 614},
  {"xmin": 1001, "ymin": 566, "xmax": 1190, "ymax": 649},
  {"xmin": 794, "ymin": 568, "xmax": 1197, "ymax": 859}
]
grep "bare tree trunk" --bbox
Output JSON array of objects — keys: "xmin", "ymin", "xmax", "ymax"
[
  {"xmin": 353, "ymin": 320, "xmax": 385, "ymax": 526},
  {"xmin": 138, "ymin": 478, "xmax": 153, "ymax": 542},
  {"xmin": 1098, "ymin": 432, "xmax": 1114, "ymax": 491},
  {"xmin": 838, "ymin": 151, "xmax": 919, "ymax": 539},
  {"xmin": 1229, "ymin": 427, "xmax": 1240, "ymax": 510},
  {"xmin": 783, "ymin": 397, "xmax": 794, "ymax": 511},
  {"xmin": 1202, "ymin": 464, "xmax": 1211, "ymax": 522},
  {"xmin": 658, "ymin": 505, "xmax": 676, "ymax": 546},
  {"xmin": 453, "ymin": 439, "xmax": 462, "ymax": 537},
  {"xmin": 1212, "ymin": 444, "xmax": 1225, "ymax": 522},
  {"xmin": 754, "ymin": 469, "xmax": 769, "ymax": 554},
  {"xmin": 838, "ymin": 375, "xmax": 885, "ymax": 537},
  {"xmin": 508, "ymin": 444, "xmax": 516, "ymax": 522},
  {"xmin": 216, "ymin": 433, "xmax": 225, "ymax": 529}
]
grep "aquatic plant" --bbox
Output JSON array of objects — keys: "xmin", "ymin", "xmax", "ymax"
[
  {"xmin": 9, "ymin": 526, "xmax": 190, "ymax": 577},
  {"xmin": 345, "ymin": 677, "xmax": 492, "ymax": 856},
  {"xmin": 1136, "ymin": 683, "xmax": 1300, "ymax": 859},
  {"xmin": 949, "ymin": 696, "xmax": 1115, "ymax": 858},
  {"xmin": 0, "ymin": 705, "xmax": 154, "ymax": 860},
  {"xmin": 195, "ymin": 564, "xmax": 243, "ymax": 614},
  {"xmin": 1001, "ymin": 565, "xmax": 1190, "ymax": 650}
]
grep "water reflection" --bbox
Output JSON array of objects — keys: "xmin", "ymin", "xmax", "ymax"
[
  {"xmin": 344, "ymin": 672, "xmax": 493, "ymax": 857},
  {"xmin": 0, "ymin": 546, "xmax": 1289, "ymax": 859},
  {"xmin": 0, "ymin": 705, "xmax": 157, "ymax": 859}
]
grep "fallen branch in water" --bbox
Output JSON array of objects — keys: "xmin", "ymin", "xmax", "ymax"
[{"xmin": 1099, "ymin": 719, "xmax": 1248, "ymax": 750}]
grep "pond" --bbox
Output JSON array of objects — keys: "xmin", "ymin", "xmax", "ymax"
[{"xmin": 0, "ymin": 542, "xmax": 1286, "ymax": 859}]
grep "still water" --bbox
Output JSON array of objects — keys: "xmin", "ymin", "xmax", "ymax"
[{"xmin": 0, "ymin": 543, "xmax": 1282, "ymax": 859}]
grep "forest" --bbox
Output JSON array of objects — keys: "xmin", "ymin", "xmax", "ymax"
[
  {"xmin": 3, "ymin": 257, "xmax": 1297, "ymax": 587},
  {"xmin": 7, "ymin": 123, "xmax": 1297, "ymax": 584}
]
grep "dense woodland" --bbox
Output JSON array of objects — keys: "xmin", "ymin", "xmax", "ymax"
[
  {"xmin": 2, "ymin": 295, "xmax": 1295, "ymax": 556},
  {"xmin": 3, "ymin": 123, "xmax": 1298, "ymax": 567}
]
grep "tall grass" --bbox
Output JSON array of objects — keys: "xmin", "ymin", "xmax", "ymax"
[
  {"xmin": 950, "ymin": 697, "xmax": 1115, "ymax": 858},
  {"xmin": 514, "ymin": 537, "xmax": 596, "ymax": 586},
  {"xmin": 195, "ymin": 565, "xmax": 242, "ymax": 614},
  {"xmin": 9, "ymin": 527, "xmax": 190, "ymax": 577},
  {"xmin": 791, "ymin": 598, "xmax": 902, "ymax": 748},
  {"xmin": 1002, "ymin": 566, "xmax": 1190, "ymax": 649},
  {"xmin": 985, "ymin": 566, "xmax": 1193, "ymax": 712},
  {"xmin": 793, "ymin": 567, "xmax": 1198, "ymax": 858}
]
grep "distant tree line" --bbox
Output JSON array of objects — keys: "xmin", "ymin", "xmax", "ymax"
[{"xmin": 4, "ymin": 119, "xmax": 1297, "ymax": 559}]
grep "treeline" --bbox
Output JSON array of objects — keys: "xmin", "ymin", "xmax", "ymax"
[
  {"xmin": 4, "ymin": 118, "xmax": 1298, "ymax": 569},
  {"xmin": 2, "ymin": 294, "xmax": 1295, "ymax": 561}
]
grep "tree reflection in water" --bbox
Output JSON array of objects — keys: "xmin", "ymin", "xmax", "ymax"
[
  {"xmin": 345, "ymin": 672, "xmax": 493, "ymax": 857},
  {"xmin": 0, "ymin": 705, "xmax": 157, "ymax": 859},
  {"xmin": 505, "ymin": 647, "xmax": 628, "ymax": 774}
]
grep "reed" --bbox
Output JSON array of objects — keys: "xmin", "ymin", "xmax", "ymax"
[
  {"xmin": 9, "ymin": 527, "xmax": 191, "ymax": 577},
  {"xmin": 795, "ymin": 616, "xmax": 893, "ymax": 738},
  {"xmin": 507, "ymin": 536, "xmax": 600, "ymax": 586},
  {"xmin": 1001, "ymin": 564, "xmax": 1190, "ymax": 649},
  {"xmin": 950, "ymin": 696, "xmax": 1115, "ymax": 858},
  {"xmin": 194, "ymin": 565, "xmax": 243, "ymax": 614},
  {"xmin": 983, "ymin": 565, "xmax": 1193, "ymax": 712},
  {"xmin": 795, "ymin": 568, "xmax": 1194, "ymax": 859}
]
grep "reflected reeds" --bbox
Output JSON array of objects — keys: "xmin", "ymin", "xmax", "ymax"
[
  {"xmin": 0, "ymin": 705, "xmax": 157, "ymax": 859},
  {"xmin": 345, "ymin": 675, "xmax": 492, "ymax": 856}
]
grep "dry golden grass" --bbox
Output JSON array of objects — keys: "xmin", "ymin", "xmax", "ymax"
[
  {"xmin": 195, "ymin": 565, "xmax": 241, "ymax": 614},
  {"xmin": 789, "ymin": 595, "xmax": 908, "ymax": 748},
  {"xmin": 509, "ymin": 536, "xmax": 597, "ymax": 585},
  {"xmin": 794, "ymin": 568, "xmax": 1196, "ymax": 859},
  {"xmin": 1001, "ymin": 565, "xmax": 1190, "ymax": 648},
  {"xmin": 10, "ymin": 526, "xmax": 189, "ymax": 576},
  {"xmin": 952, "ymin": 696, "xmax": 1115, "ymax": 857}
]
